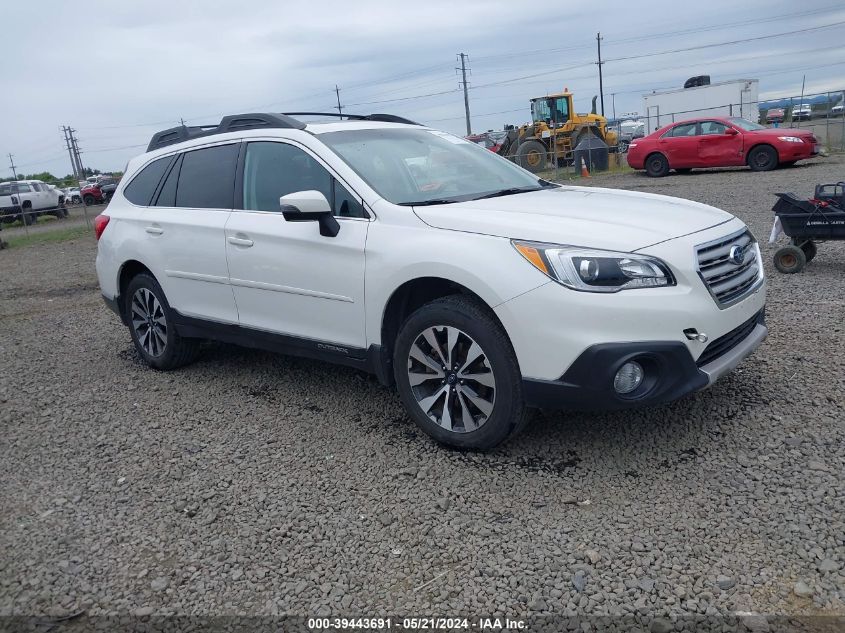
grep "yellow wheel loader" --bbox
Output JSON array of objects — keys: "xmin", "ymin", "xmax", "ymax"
[{"xmin": 497, "ymin": 90, "xmax": 617, "ymax": 172}]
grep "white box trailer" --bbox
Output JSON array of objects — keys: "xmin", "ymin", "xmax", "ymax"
[{"xmin": 642, "ymin": 79, "xmax": 759, "ymax": 134}]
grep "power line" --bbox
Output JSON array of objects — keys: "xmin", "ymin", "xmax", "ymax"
[{"xmin": 604, "ymin": 21, "xmax": 845, "ymax": 64}]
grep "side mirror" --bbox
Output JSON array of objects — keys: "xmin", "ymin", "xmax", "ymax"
[
  {"xmin": 279, "ymin": 190, "xmax": 340, "ymax": 238},
  {"xmin": 725, "ymin": 128, "xmax": 739, "ymax": 135}
]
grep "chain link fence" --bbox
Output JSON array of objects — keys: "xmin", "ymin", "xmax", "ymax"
[{"xmin": 0, "ymin": 187, "xmax": 107, "ymax": 246}]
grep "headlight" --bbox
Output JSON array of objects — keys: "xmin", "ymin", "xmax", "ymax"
[
  {"xmin": 628, "ymin": 143, "xmax": 637, "ymax": 148},
  {"xmin": 778, "ymin": 136, "xmax": 804, "ymax": 143},
  {"xmin": 513, "ymin": 240, "xmax": 675, "ymax": 292}
]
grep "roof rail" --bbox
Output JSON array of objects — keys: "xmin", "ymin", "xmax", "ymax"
[
  {"xmin": 146, "ymin": 113, "xmax": 306, "ymax": 152},
  {"xmin": 146, "ymin": 111, "xmax": 420, "ymax": 152},
  {"xmin": 281, "ymin": 112, "xmax": 422, "ymax": 126}
]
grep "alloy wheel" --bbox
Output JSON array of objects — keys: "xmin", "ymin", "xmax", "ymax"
[
  {"xmin": 131, "ymin": 288, "xmax": 167, "ymax": 357},
  {"xmin": 406, "ymin": 325, "xmax": 496, "ymax": 433}
]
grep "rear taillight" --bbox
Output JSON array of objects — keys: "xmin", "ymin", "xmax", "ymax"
[{"xmin": 94, "ymin": 214, "xmax": 110, "ymax": 240}]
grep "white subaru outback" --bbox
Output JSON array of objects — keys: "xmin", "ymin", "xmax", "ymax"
[{"xmin": 95, "ymin": 112, "xmax": 767, "ymax": 449}]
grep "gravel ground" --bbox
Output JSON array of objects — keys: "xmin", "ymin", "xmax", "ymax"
[{"xmin": 1, "ymin": 157, "xmax": 843, "ymax": 629}]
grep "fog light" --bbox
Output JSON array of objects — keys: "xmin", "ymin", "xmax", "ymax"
[{"xmin": 614, "ymin": 361, "xmax": 644, "ymax": 394}]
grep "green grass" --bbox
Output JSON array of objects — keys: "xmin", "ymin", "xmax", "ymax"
[{"xmin": 3, "ymin": 224, "xmax": 93, "ymax": 249}]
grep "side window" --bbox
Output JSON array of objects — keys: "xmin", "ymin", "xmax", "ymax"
[
  {"xmin": 669, "ymin": 123, "xmax": 698, "ymax": 137},
  {"xmin": 155, "ymin": 155, "xmax": 182, "ymax": 207},
  {"xmin": 700, "ymin": 121, "xmax": 727, "ymax": 135},
  {"xmin": 123, "ymin": 156, "xmax": 171, "ymax": 206},
  {"xmin": 175, "ymin": 144, "xmax": 239, "ymax": 209},
  {"xmin": 243, "ymin": 141, "xmax": 364, "ymax": 217},
  {"xmin": 31, "ymin": 183, "xmax": 42, "ymax": 192},
  {"xmin": 16, "ymin": 183, "xmax": 32, "ymax": 193}
]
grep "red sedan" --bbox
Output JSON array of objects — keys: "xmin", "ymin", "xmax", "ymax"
[{"xmin": 627, "ymin": 117, "xmax": 819, "ymax": 177}]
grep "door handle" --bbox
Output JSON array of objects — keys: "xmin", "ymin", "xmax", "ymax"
[
  {"xmin": 227, "ymin": 236, "xmax": 254, "ymax": 247},
  {"xmin": 145, "ymin": 226, "xmax": 164, "ymax": 235}
]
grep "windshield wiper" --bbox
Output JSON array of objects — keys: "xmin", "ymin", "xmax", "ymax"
[
  {"xmin": 471, "ymin": 186, "xmax": 546, "ymax": 200},
  {"xmin": 397, "ymin": 199, "xmax": 461, "ymax": 206}
]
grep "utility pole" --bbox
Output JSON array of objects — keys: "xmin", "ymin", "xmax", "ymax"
[
  {"xmin": 611, "ymin": 93, "xmax": 616, "ymax": 121},
  {"xmin": 334, "ymin": 85, "xmax": 343, "ymax": 119},
  {"xmin": 180, "ymin": 117, "xmax": 186, "ymax": 126},
  {"xmin": 457, "ymin": 53, "xmax": 472, "ymax": 136},
  {"xmin": 8, "ymin": 153, "xmax": 19, "ymax": 181},
  {"xmin": 596, "ymin": 33, "xmax": 605, "ymax": 117},
  {"xmin": 68, "ymin": 128, "xmax": 85, "ymax": 180},
  {"xmin": 62, "ymin": 126, "xmax": 78, "ymax": 180},
  {"xmin": 797, "ymin": 74, "xmax": 806, "ymax": 129}
]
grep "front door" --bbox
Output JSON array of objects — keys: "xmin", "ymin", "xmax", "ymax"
[
  {"xmin": 658, "ymin": 122, "xmax": 701, "ymax": 168},
  {"xmin": 697, "ymin": 120, "xmax": 744, "ymax": 166},
  {"xmin": 224, "ymin": 140, "xmax": 368, "ymax": 349}
]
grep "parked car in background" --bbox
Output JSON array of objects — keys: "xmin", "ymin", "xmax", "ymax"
[
  {"xmin": 0, "ymin": 180, "xmax": 67, "ymax": 224},
  {"xmin": 81, "ymin": 183, "xmax": 107, "ymax": 205},
  {"xmin": 65, "ymin": 187, "xmax": 82, "ymax": 204},
  {"xmin": 792, "ymin": 104, "xmax": 812, "ymax": 121},
  {"xmin": 95, "ymin": 111, "xmax": 767, "ymax": 449},
  {"xmin": 765, "ymin": 108, "xmax": 785, "ymax": 124},
  {"xmin": 100, "ymin": 181, "xmax": 118, "ymax": 201},
  {"xmin": 830, "ymin": 102, "xmax": 844, "ymax": 116},
  {"xmin": 627, "ymin": 116, "xmax": 819, "ymax": 177}
]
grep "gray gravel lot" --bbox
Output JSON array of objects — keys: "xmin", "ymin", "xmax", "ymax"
[{"xmin": 1, "ymin": 158, "xmax": 843, "ymax": 627}]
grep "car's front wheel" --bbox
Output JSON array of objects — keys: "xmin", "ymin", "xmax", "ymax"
[
  {"xmin": 393, "ymin": 295, "xmax": 528, "ymax": 450},
  {"xmin": 748, "ymin": 145, "xmax": 778, "ymax": 171},
  {"xmin": 124, "ymin": 273, "xmax": 200, "ymax": 370}
]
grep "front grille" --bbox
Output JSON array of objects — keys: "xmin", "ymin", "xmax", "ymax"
[
  {"xmin": 696, "ymin": 230, "xmax": 762, "ymax": 307},
  {"xmin": 696, "ymin": 310, "xmax": 763, "ymax": 367}
]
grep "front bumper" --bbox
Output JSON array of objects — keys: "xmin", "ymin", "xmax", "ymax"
[{"xmin": 523, "ymin": 309, "xmax": 766, "ymax": 410}]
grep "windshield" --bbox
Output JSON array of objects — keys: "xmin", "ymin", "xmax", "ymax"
[
  {"xmin": 729, "ymin": 117, "xmax": 766, "ymax": 131},
  {"xmin": 319, "ymin": 128, "xmax": 547, "ymax": 205}
]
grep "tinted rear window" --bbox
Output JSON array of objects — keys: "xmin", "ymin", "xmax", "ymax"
[
  {"xmin": 124, "ymin": 157, "xmax": 171, "ymax": 205},
  {"xmin": 175, "ymin": 144, "xmax": 239, "ymax": 209}
]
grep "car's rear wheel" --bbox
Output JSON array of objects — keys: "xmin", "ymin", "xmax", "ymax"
[
  {"xmin": 645, "ymin": 153, "xmax": 669, "ymax": 177},
  {"xmin": 393, "ymin": 295, "xmax": 528, "ymax": 450},
  {"xmin": 124, "ymin": 273, "xmax": 200, "ymax": 370},
  {"xmin": 83, "ymin": 194, "xmax": 95, "ymax": 206},
  {"xmin": 748, "ymin": 145, "xmax": 778, "ymax": 171},
  {"xmin": 773, "ymin": 245, "xmax": 806, "ymax": 274}
]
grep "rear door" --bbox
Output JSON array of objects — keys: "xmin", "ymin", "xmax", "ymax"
[
  {"xmin": 127, "ymin": 143, "xmax": 240, "ymax": 324},
  {"xmin": 697, "ymin": 120, "xmax": 744, "ymax": 166},
  {"xmin": 224, "ymin": 139, "xmax": 368, "ymax": 348},
  {"xmin": 658, "ymin": 122, "xmax": 701, "ymax": 167}
]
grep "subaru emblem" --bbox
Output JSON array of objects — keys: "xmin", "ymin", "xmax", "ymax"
[{"xmin": 729, "ymin": 244, "xmax": 746, "ymax": 265}]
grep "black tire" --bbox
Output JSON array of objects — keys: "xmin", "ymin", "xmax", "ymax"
[
  {"xmin": 124, "ymin": 273, "xmax": 200, "ymax": 370},
  {"xmin": 393, "ymin": 295, "xmax": 529, "ymax": 450},
  {"xmin": 83, "ymin": 194, "xmax": 95, "ymax": 206},
  {"xmin": 645, "ymin": 153, "xmax": 670, "ymax": 177},
  {"xmin": 798, "ymin": 240, "xmax": 817, "ymax": 262},
  {"xmin": 617, "ymin": 140, "xmax": 629, "ymax": 154},
  {"xmin": 773, "ymin": 245, "xmax": 806, "ymax": 274},
  {"xmin": 747, "ymin": 144, "xmax": 778, "ymax": 171},
  {"xmin": 516, "ymin": 140, "xmax": 548, "ymax": 173},
  {"xmin": 675, "ymin": 168, "xmax": 692, "ymax": 174}
]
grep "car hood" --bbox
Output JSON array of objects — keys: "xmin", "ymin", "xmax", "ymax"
[
  {"xmin": 412, "ymin": 186, "xmax": 734, "ymax": 251},
  {"xmin": 747, "ymin": 127, "xmax": 814, "ymax": 138}
]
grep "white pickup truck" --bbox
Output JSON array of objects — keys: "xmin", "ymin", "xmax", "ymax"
[{"xmin": 0, "ymin": 180, "xmax": 68, "ymax": 225}]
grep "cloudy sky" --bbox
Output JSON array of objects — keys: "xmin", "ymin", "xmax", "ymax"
[{"xmin": 3, "ymin": 0, "xmax": 844, "ymax": 178}]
